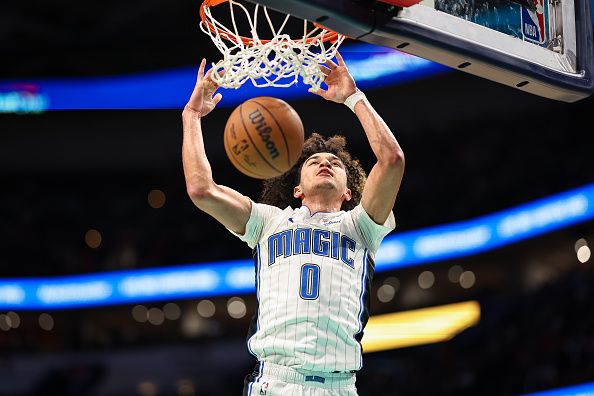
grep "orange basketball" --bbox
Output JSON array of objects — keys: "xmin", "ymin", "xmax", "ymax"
[{"xmin": 224, "ymin": 97, "xmax": 304, "ymax": 179}]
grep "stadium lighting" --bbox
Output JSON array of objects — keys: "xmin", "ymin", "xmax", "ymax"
[
  {"xmin": 522, "ymin": 381, "xmax": 594, "ymax": 396},
  {"xmin": 577, "ymin": 245, "xmax": 591, "ymax": 263},
  {"xmin": 362, "ymin": 301, "xmax": 480, "ymax": 353},
  {"xmin": 196, "ymin": 300, "xmax": 216, "ymax": 318},
  {"xmin": 148, "ymin": 189, "xmax": 166, "ymax": 209},
  {"xmin": 417, "ymin": 271, "xmax": 435, "ymax": 289},
  {"xmin": 459, "ymin": 271, "xmax": 477, "ymax": 289}
]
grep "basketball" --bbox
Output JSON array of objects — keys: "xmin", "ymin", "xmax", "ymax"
[{"xmin": 224, "ymin": 97, "xmax": 304, "ymax": 179}]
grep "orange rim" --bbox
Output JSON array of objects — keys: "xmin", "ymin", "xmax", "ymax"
[{"xmin": 200, "ymin": 0, "xmax": 342, "ymax": 46}]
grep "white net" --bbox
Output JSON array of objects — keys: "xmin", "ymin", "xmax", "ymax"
[{"xmin": 200, "ymin": 0, "xmax": 346, "ymax": 90}]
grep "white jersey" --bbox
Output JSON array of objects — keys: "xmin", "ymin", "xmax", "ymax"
[{"xmin": 230, "ymin": 202, "xmax": 395, "ymax": 373}]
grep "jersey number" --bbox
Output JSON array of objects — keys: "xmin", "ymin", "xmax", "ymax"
[{"xmin": 299, "ymin": 264, "xmax": 320, "ymax": 300}]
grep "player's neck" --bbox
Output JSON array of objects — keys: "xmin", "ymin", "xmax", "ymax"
[{"xmin": 301, "ymin": 196, "xmax": 343, "ymax": 214}]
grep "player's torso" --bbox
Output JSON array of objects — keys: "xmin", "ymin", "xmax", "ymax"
[{"xmin": 249, "ymin": 206, "xmax": 374, "ymax": 373}]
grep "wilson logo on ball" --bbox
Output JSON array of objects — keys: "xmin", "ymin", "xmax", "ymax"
[{"xmin": 248, "ymin": 109, "xmax": 279, "ymax": 159}]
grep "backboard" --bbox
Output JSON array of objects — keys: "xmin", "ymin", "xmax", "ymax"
[{"xmin": 247, "ymin": 0, "xmax": 594, "ymax": 102}]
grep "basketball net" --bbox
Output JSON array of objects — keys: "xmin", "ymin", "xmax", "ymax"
[{"xmin": 200, "ymin": 0, "xmax": 346, "ymax": 90}]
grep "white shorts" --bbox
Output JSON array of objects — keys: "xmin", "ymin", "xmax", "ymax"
[{"xmin": 243, "ymin": 362, "xmax": 358, "ymax": 396}]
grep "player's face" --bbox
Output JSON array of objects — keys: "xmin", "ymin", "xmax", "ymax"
[{"xmin": 295, "ymin": 152, "xmax": 351, "ymax": 201}]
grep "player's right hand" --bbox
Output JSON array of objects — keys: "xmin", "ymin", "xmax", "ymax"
[{"xmin": 184, "ymin": 58, "xmax": 223, "ymax": 118}]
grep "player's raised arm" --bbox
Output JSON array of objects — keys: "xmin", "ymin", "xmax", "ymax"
[
  {"xmin": 309, "ymin": 51, "xmax": 405, "ymax": 225},
  {"xmin": 182, "ymin": 58, "xmax": 252, "ymax": 235}
]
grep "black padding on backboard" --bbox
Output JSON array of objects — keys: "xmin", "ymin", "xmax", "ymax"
[{"xmin": 248, "ymin": 0, "xmax": 594, "ymax": 102}]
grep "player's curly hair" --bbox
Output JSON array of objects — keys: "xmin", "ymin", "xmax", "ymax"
[{"xmin": 258, "ymin": 133, "xmax": 367, "ymax": 211}]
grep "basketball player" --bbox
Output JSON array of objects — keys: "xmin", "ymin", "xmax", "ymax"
[{"xmin": 182, "ymin": 52, "xmax": 405, "ymax": 395}]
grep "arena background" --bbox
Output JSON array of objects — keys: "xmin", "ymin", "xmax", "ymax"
[{"xmin": 1, "ymin": 1, "xmax": 594, "ymax": 395}]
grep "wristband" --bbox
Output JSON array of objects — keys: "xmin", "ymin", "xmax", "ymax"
[{"xmin": 344, "ymin": 89, "xmax": 366, "ymax": 112}]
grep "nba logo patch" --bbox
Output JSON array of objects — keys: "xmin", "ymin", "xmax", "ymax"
[
  {"xmin": 259, "ymin": 382, "xmax": 269, "ymax": 395},
  {"xmin": 521, "ymin": 0, "xmax": 546, "ymax": 44}
]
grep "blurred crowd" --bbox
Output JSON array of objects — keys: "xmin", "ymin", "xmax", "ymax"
[{"xmin": 0, "ymin": 172, "xmax": 252, "ymax": 278}]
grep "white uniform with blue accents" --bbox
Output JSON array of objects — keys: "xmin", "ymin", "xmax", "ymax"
[{"xmin": 231, "ymin": 201, "xmax": 395, "ymax": 395}]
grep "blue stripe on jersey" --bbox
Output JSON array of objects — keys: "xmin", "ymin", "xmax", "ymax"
[
  {"xmin": 246, "ymin": 244, "xmax": 261, "ymax": 358},
  {"xmin": 356, "ymin": 249, "xmax": 368, "ymax": 335},
  {"xmin": 355, "ymin": 249, "xmax": 375, "ymax": 370},
  {"xmin": 246, "ymin": 361, "xmax": 264, "ymax": 396}
]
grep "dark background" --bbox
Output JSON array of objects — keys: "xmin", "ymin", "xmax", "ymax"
[{"xmin": 1, "ymin": 0, "xmax": 594, "ymax": 395}]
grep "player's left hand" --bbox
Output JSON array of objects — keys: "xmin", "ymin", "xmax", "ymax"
[{"xmin": 308, "ymin": 51, "xmax": 357, "ymax": 104}]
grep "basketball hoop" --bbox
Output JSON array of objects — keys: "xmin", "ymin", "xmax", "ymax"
[{"xmin": 199, "ymin": 0, "xmax": 346, "ymax": 90}]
